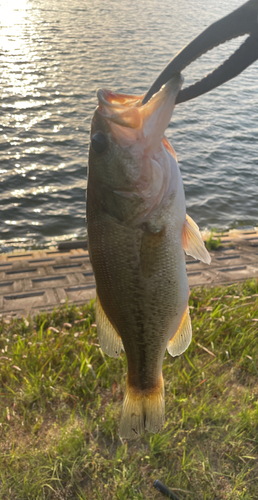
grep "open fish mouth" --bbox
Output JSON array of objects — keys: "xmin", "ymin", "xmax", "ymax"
[
  {"xmin": 96, "ymin": 88, "xmax": 143, "ymax": 129},
  {"xmin": 143, "ymin": 0, "xmax": 258, "ymax": 105},
  {"xmin": 95, "ymin": 75, "xmax": 183, "ymax": 156},
  {"xmin": 96, "ymin": 74, "xmax": 183, "ymax": 132}
]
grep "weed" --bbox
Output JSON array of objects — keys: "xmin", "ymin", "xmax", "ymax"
[{"xmin": 205, "ymin": 229, "xmax": 222, "ymax": 251}]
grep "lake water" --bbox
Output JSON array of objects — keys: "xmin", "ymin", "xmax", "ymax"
[{"xmin": 1, "ymin": 0, "xmax": 258, "ymax": 251}]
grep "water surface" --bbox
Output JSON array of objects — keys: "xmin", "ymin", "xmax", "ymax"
[{"xmin": 1, "ymin": 0, "xmax": 257, "ymax": 251}]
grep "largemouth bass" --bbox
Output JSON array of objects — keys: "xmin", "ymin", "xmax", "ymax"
[{"xmin": 87, "ymin": 74, "xmax": 210, "ymax": 439}]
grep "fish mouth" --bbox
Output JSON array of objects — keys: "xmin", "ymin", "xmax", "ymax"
[
  {"xmin": 97, "ymin": 89, "xmax": 142, "ymax": 110},
  {"xmin": 96, "ymin": 89, "xmax": 143, "ymax": 129},
  {"xmin": 143, "ymin": 0, "xmax": 258, "ymax": 105},
  {"xmin": 96, "ymin": 74, "xmax": 183, "ymax": 145}
]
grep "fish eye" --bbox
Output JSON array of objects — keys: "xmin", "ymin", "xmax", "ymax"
[{"xmin": 91, "ymin": 132, "xmax": 108, "ymax": 154}]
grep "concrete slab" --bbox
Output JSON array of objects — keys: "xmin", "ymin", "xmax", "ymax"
[{"xmin": 2, "ymin": 289, "xmax": 57, "ymax": 313}]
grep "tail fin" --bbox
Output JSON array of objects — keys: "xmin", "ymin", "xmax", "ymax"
[{"xmin": 119, "ymin": 376, "xmax": 165, "ymax": 439}]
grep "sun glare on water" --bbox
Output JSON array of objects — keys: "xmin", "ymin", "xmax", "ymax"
[
  {"xmin": 0, "ymin": 0, "xmax": 33, "ymax": 98},
  {"xmin": 0, "ymin": 0, "xmax": 44, "ymax": 105},
  {"xmin": 0, "ymin": 0, "xmax": 28, "ymax": 50}
]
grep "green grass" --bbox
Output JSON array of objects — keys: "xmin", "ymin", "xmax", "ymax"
[
  {"xmin": 1, "ymin": 279, "xmax": 258, "ymax": 499},
  {"xmin": 204, "ymin": 229, "xmax": 222, "ymax": 251}
]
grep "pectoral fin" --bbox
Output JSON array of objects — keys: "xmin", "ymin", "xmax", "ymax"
[
  {"xmin": 96, "ymin": 295, "xmax": 123, "ymax": 358},
  {"xmin": 167, "ymin": 307, "xmax": 192, "ymax": 357},
  {"xmin": 183, "ymin": 214, "xmax": 211, "ymax": 264}
]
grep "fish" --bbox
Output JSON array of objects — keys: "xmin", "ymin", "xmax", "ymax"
[{"xmin": 86, "ymin": 74, "xmax": 211, "ymax": 439}]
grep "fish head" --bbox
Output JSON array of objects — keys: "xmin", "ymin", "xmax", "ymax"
[
  {"xmin": 88, "ymin": 74, "xmax": 183, "ymax": 224},
  {"xmin": 89, "ymin": 91, "xmax": 143, "ymax": 193}
]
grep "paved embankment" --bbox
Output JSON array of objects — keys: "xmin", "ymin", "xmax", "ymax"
[{"xmin": 0, "ymin": 229, "xmax": 257, "ymax": 318}]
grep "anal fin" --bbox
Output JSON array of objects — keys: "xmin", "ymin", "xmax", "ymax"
[
  {"xmin": 167, "ymin": 307, "xmax": 192, "ymax": 357},
  {"xmin": 96, "ymin": 294, "xmax": 123, "ymax": 358},
  {"xmin": 183, "ymin": 214, "xmax": 211, "ymax": 264}
]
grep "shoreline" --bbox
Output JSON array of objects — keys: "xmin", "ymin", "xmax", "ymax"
[{"xmin": 1, "ymin": 226, "xmax": 258, "ymax": 256}]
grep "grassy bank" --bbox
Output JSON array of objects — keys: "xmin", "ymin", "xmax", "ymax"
[{"xmin": 1, "ymin": 279, "xmax": 258, "ymax": 499}]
